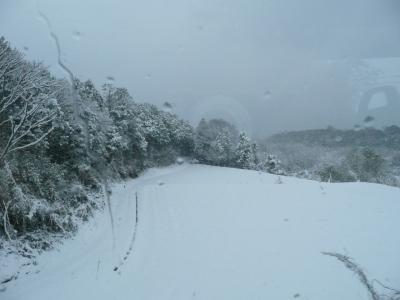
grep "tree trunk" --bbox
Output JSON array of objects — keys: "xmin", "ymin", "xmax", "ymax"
[{"xmin": 1, "ymin": 160, "xmax": 25, "ymax": 239}]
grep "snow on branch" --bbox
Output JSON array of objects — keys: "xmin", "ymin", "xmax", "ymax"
[{"xmin": 0, "ymin": 37, "xmax": 60, "ymax": 162}]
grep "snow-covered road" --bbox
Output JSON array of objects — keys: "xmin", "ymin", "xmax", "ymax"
[{"xmin": 2, "ymin": 164, "xmax": 400, "ymax": 300}]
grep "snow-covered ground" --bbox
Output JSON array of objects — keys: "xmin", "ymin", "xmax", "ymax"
[{"xmin": 1, "ymin": 164, "xmax": 400, "ymax": 300}]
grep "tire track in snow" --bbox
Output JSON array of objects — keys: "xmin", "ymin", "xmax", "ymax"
[
  {"xmin": 103, "ymin": 180, "xmax": 116, "ymax": 250},
  {"xmin": 113, "ymin": 192, "xmax": 139, "ymax": 273},
  {"xmin": 111, "ymin": 165, "xmax": 189, "ymax": 273}
]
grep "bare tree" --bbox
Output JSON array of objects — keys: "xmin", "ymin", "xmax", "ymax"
[
  {"xmin": 0, "ymin": 37, "xmax": 60, "ymax": 163},
  {"xmin": 0, "ymin": 37, "xmax": 60, "ymax": 240}
]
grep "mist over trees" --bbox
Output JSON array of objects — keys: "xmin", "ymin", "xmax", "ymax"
[
  {"xmin": 194, "ymin": 118, "xmax": 267, "ymax": 170},
  {"xmin": 262, "ymin": 127, "xmax": 400, "ymax": 186}
]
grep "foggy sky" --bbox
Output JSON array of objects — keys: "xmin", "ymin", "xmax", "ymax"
[{"xmin": 1, "ymin": 0, "xmax": 400, "ymax": 137}]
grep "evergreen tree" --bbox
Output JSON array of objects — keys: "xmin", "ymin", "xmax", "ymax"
[
  {"xmin": 212, "ymin": 128, "xmax": 233, "ymax": 166},
  {"xmin": 194, "ymin": 118, "xmax": 238, "ymax": 166},
  {"xmin": 194, "ymin": 118, "xmax": 212, "ymax": 163},
  {"xmin": 262, "ymin": 154, "xmax": 284, "ymax": 175},
  {"xmin": 235, "ymin": 132, "xmax": 255, "ymax": 169}
]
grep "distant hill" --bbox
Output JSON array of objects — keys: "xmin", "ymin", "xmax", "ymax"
[{"xmin": 266, "ymin": 126, "xmax": 400, "ymax": 149}]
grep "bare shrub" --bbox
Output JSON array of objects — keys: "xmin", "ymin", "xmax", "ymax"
[{"xmin": 322, "ymin": 252, "xmax": 400, "ymax": 300}]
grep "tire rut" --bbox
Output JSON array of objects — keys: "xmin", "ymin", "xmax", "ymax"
[{"xmin": 113, "ymin": 192, "xmax": 139, "ymax": 273}]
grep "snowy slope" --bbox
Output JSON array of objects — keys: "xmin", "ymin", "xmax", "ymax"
[{"xmin": 1, "ymin": 164, "xmax": 400, "ymax": 300}]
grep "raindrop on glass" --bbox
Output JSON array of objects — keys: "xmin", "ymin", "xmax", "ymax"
[
  {"xmin": 263, "ymin": 90, "xmax": 272, "ymax": 99},
  {"xmin": 106, "ymin": 76, "xmax": 115, "ymax": 84},
  {"xmin": 364, "ymin": 115, "xmax": 374, "ymax": 123},
  {"xmin": 162, "ymin": 101, "xmax": 173, "ymax": 113},
  {"xmin": 303, "ymin": 83, "xmax": 310, "ymax": 91},
  {"xmin": 334, "ymin": 136, "xmax": 343, "ymax": 142},
  {"xmin": 72, "ymin": 30, "xmax": 82, "ymax": 41}
]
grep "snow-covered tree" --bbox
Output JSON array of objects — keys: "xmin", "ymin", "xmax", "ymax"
[
  {"xmin": 212, "ymin": 128, "xmax": 233, "ymax": 165},
  {"xmin": 194, "ymin": 118, "xmax": 212, "ymax": 163},
  {"xmin": 0, "ymin": 37, "xmax": 60, "ymax": 162},
  {"xmin": 194, "ymin": 118, "xmax": 238, "ymax": 166},
  {"xmin": 345, "ymin": 147, "xmax": 385, "ymax": 182},
  {"xmin": 261, "ymin": 154, "xmax": 284, "ymax": 175},
  {"xmin": 235, "ymin": 132, "xmax": 255, "ymax": 169}
]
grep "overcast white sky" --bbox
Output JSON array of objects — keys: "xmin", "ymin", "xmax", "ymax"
[{"xmin": 1, "ymin": 0, "xmax": 400, "ymax": 136}]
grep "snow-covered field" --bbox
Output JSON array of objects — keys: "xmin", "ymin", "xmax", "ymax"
[{"xmin": 1, "ymin": 164, "xmax": 400, "ymax": 300}]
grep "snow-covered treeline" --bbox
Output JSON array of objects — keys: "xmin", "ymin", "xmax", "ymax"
[
  {"xmin": 0, "ymin": 37, "xmax": 195, "ymax": 247},
  {"xmin": 0, "ymin": 38, "xmax": 272, "ymax": 249},
  {"xmin": 260, "ymin": 127, "xmax": 400, "ymax": 186}
]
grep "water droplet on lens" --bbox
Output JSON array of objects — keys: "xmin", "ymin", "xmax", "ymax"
[
  {"xmin": 72, "ymin": 30, "xmax": 82, "ymax": 41},
  {"xmin": 263, "ymin": 90, "xmax": 272, "ymax": 99},
  {"xmin": 334, "ymin": 136, "xmax": 343, "ymax": 142},
  {"xmin": 106, "ymin": 76, "xmax": 115, "ymax": 83},
  {"xmin": 364, "ymin": 115, "xmax": 374, "ymax": 123},
  {"xmin": 162, "ymin": 101, "xmax": 173, "ymax": 113}
]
